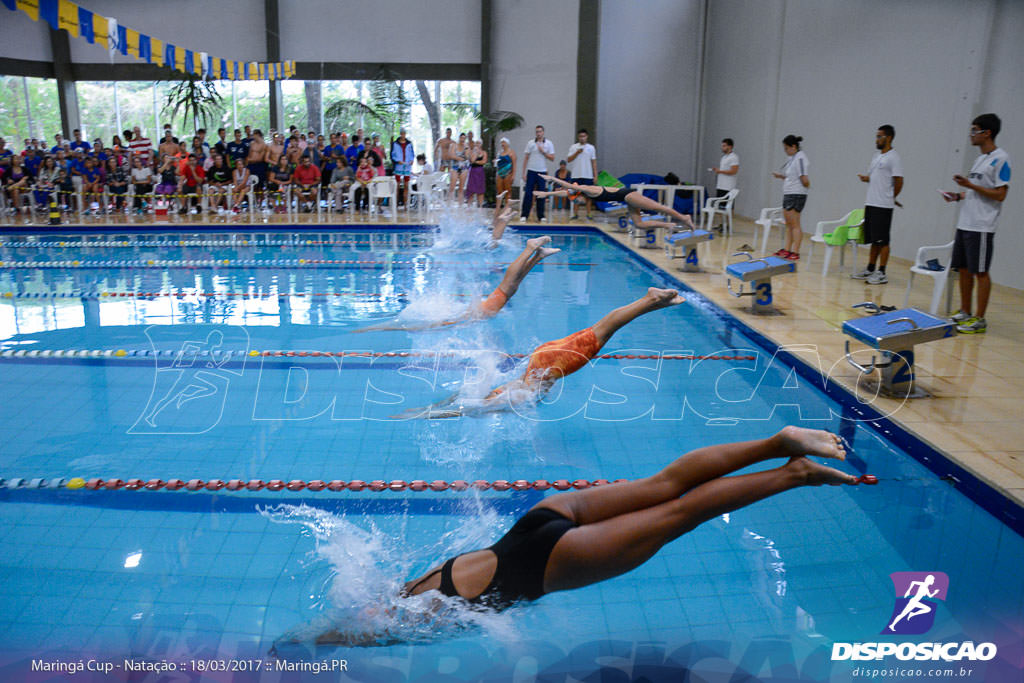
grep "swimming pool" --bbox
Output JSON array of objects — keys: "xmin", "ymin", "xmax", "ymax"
[{"xmin": 0, "ymin": 224, "xmax": 1021, "ymax": 682}]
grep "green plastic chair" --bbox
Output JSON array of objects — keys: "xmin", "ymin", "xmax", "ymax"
[{"xmin": 810, "ymin": 209, "xmax": 866, "ymax": 276}]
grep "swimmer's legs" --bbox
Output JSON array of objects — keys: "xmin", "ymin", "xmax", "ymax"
[
  {"xmin": 539, "ymin": 426, "xmax": 846, "ymax": 526},
  {"xmin": 626, "ymin": 194, "xmax": 695, "ymax": 228},
  {"xmin": 543, "ymin": 454, "xmax": 857, "ymax": 593},
  {"xmin": 590, "ymin": 287, "xmax": 685, "ymax": 346},
  {"xmin": 493, "ymin": 236, "xmax": 561, "ymax": 299}
]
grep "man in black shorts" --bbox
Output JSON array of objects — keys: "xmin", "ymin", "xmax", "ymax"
[
  {"xmin": 942, "ymin": 113, "xmax": 1011, "ymax": 334},
  {"xmin": 852, "ymin": 125, "xmax": 903, "ymax": 285}
]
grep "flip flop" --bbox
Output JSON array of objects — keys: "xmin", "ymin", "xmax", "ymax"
[{"xmin": 785, "ymin": 252, "xmax": 800, "ymax": 261}]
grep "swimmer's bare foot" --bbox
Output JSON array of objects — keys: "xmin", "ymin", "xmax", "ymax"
[
  {"xmin": 527, "ymin": 235, "xmax": 561, "ymax": 259},
  {"xmin": 496, "ymin": 190, "xmax": 508, "ymax": 202},
  {"xmin": 787, "ymin": 456, "xmax": 859, "ymax": 486},
  {"xmin": 775, "ymin": 425, "xmax": 846, "ymax": 461},
  {"xmin": 646, "ymin": 286, "xmax": 685, "ymax": 308},
  {"xmin": 498, "ymin": 208, "xmax": 515, "ymax": 221}
]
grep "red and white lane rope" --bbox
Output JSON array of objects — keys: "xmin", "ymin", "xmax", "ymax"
[{"xmin": 0, "ymin": 474, "xmax": 879, "ymax": 491}]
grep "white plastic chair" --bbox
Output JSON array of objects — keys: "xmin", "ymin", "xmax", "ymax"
[
  {"xmin": 408, "ymin": 172, "xmax": 444, "ymax": 216},
  {"xmin": 701, "ymin": 189, "xmax": 739, "ymax": 234},
  {"xmin": 808, "ymin": 209, "xmax": 866, "ymax": 276},
  {"xmin": 369, "ymin": 177, "xmax": 397, "ymax": 217},
  {"xmin": 903, "ymin": 240, "xmax": 955, "ymax": 316},
  {"xmin": 753, "ymin": 206, "xmax": 785, "ymax": 255}
]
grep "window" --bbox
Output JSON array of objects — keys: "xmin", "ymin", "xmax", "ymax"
[{"xmin": 0, "ymin": 76, "xmax": 61, "ymax": 143}]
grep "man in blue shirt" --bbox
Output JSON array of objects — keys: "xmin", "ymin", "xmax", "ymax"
[
  {"xmin": 226, "ymin": 129, "xmax": 248, "ymax": 162},
  {"xmin": 50, "ymin": 133, "xmax": 66, "ymax": 154},
  {"xmin": 69, "ymin": 129, "xmax": 91, "ymax": 153},
  {"xmin": 346, "ymin": 135, "xmax": 364, "ymax": 170}
]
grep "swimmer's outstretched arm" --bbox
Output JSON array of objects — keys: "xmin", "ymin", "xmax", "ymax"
[
  {"xmin": 389, "ymin": 379, "xmax": 536, "ymax": 420},
  {"xmin": 540, "ymin": 174, "xmax": 604, "ymax": 198}
]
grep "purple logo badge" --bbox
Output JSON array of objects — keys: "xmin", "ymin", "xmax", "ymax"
[{"xmin": 883, "ymin": 572, "xmax": 949, "ymax": 635}]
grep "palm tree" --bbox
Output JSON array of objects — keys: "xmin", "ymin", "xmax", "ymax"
[{"xmin": 162, "ymin": 77, "xmax": 225, "ymax": 132}]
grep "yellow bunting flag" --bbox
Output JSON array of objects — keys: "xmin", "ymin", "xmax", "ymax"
[
  {"xmin": 125, "ymin": 27, "xmax": 139, "ymax": 58},
  {"xmin": 17, "ymin": 0, "xmax": 39, "ymax": 23},
  {"xmin": 174, "ymin": 46, "xmax": 185, "ymax": 72},
  {"xmin": 151, "ymin": 38, "xmax": 164, "ymax": 66},
  {"xmin": 58, "ymin": 0, "xmax": 79, "ymax": 36},
  {"xmin": 92, "ymin": 13, "xmax": 109, "ymax": 49}
]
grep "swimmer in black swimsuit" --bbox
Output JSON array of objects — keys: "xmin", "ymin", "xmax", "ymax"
[
  {"xmin": 534, "ymin": 174, "xmax": 696, "ymax": 231},
  {"xmin": 310, "ymin": 426, "xmax": 865, "ymax": 646}
]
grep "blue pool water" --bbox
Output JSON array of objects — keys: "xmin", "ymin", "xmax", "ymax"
[{"xmin": 0, "ymin": 224, "xmax": 1021, "ymax": 682}]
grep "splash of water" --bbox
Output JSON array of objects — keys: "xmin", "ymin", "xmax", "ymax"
[{"xmin": 261, "ymin": 503, "xmax": 524, "ymax": 652}]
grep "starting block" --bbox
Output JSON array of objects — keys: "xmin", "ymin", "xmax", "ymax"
[
  {"xmin": 843, "ymin": 305, "xmax": 955, "ymax": 398},
  {"xmin": 628, "ymin": 215, "xmax": 671, "ymax": 249},
  {"xmin": 664, "ymin": 229, "xmax": 714, "ymax": 271},
  {"xmin": 726, "ymin": 253, "xmax": 796, "ymax": 314}
]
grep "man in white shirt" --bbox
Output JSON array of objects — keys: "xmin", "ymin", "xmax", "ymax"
[
  {"xmin": 711, "ymin": 138, "xmax": 739, "ymax": 198},
  {"xmin": 520, "ymin": 124, "xmax": 555, "ymax": 222},
  {"xmin": 942, "ymin": 113, "xmax": 1011, "ymax": 334},
  {"xmin": 852, "ymin": 125, "xmax": 904, "ymax": 285},
  {"xmin": 567, "ymin": 129, "xmax": 597, "ymax": 218}
]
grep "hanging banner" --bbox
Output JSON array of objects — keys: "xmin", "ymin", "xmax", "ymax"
[{"xmin": 3, "ymin": 0, "xmax": 295, "ymax": 80}]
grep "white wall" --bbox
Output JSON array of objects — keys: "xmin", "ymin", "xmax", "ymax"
[
  {"xmin": 490, "ymin": 0, "xmax": 579, "ymax": 177},
  {"xmin": 701, "ymin": 0, "xmax": 1022, "ymax": 289},
  {"xmin": 597, "ymin": 0, "xmax": 704, "ymax": 178},
  {"xmin": 2, "ymin": 0, "xmax": 479, "ymax": 66},
  {"xmin": 280, "ymin": 0, "xmax": 480, "ymax": 63},
  {"xmin": 67, "ymin": 0, "xmax": 267, "ymax": 64},
  {"xmin": 0, "ymin": 6, "xmax": 54, "ymax": 62}
]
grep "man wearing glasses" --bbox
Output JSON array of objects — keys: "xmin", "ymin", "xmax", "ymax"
[{"xmin": 942, "ymin": 114, "xmax": 1011, "ymax": 334}]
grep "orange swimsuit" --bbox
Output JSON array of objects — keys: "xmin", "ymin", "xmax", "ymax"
[
  {"xmin": 477, "ymin": 286, "xmax": 509, "ymax": 317},
  {"xmin": 523, "ymin": 327, "xmax": 603, "ymax": 385}
]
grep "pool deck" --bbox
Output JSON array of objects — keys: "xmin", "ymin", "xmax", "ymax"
[
  {"xmin": 595, "ymin": 214, "xmax": 1024, "ymax": 510},
  {"xmin": 2, "ymin": 208, "xmax": 1022, "ymax": 509}
]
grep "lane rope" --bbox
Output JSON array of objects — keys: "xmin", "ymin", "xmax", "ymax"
[
  {"xmin": 0, "ymin": 348, "xmax": 756, "ymax": 361},
  {"xmin": 0, "ymin": 477, "xmax": 625, "ymax": 492},
  {"xmin": 0, "ymin": 259, "xmax": 595, "ymax": 269}
]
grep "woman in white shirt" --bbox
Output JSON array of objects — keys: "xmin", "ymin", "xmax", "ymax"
[{"xmin": 771, "ymin": 135, "xmax": 810, "ymax": 260}]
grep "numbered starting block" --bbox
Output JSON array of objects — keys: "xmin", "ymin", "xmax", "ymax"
[
  {"xmin": 628, "ymin": 216, "xmax": 671, "ymax": 249},
  {"xmin": 843, "ymin": 306, "xmax": 955, "ymax": 398},
  {"xmin": 726, "ymin": 254, "xmax": 796, "ymax": 314},
  {"xmin": 665, "ymin": 229, "xmax": 714, "ymax": 272}
]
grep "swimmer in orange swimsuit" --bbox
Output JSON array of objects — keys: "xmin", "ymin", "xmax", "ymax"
[
  {"xmin": 534, "ymin": 174, "xmax": 696, "ymax": 232},
  {"xmin": 392, "ymin": 287, "xmax": 686, "ymax": 419},
  {"xmin": 353, "ymin": 236, "xmax": 560, "ymax": 333}
]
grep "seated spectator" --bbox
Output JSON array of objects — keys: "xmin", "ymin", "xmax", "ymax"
[
  {"xmin": 370, "ymin": 134, "xmax": 386, "ymax": 176},
  {"xmin": 105, "ymin": 157, "xmax": 129, "ymax": 211},
  {"xmin": 230, "ymin": 159, "xmax": 251, "ymax": 211},
  {"xmin": 268, "ymin": 157, "xmax": 293, "ymax": 211},
  {"xmin": 130, "ymin": 155, "xmax": 154, "ymax": 213},
  {"xmin": 330, "ymin": 154, "xmax": 355, "ymax": 210},
  {"xmin": 2, "ymin": 155, "xmax": 30, "ymax": 214},
  {"xmin": 177, "ymin": 154, "xmax": 206, "ymax": 214},
  {"xmin": 155, "ymin": 156, "xmax": 179, "ymax": 203},
  {"xmin": 206, "ymin": 154, "xmax": 233, "ymax": 212},
  {"xmin": 81, "ymin": 156, "xmax": 104, "ymax": 212},
  {"xmin": 0, "ymin": 137, "xmax": 12, "ymax": 170},
  {"xmin": 57, "ymin": 168, "xmax": 75, "ymax": 210},
  {"xmin": 292, "ymin": 154, "xmax": 322, "ymax": 212},
  {"xmin": 34, "ymin": 156, "xmax": 60, "ymax": 208},
  {"xmin": 416, "ymin": 153, "xmax": 434, "ymax": 175},
  {"xmin": 353, "ymin": 156, "xmax": 375, "ymax": 212},
  {"xmin": 23, "ymin": 147, "xmax": 42, "ymax": 179}
]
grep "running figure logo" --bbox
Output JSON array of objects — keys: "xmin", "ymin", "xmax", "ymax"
[
  {"xmin": 130, "ymin": 327, "xmax": 248, "ymax": 434},
  {"xmin": 883, "ymin": 571, "xmax": 949, "ymax": 635}
]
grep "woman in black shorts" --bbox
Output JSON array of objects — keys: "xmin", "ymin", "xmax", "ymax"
[
  {"xmin": 535, "ymin": 174, "xmax": 695, "ymax": 230},
  {"xmin": 771, "ymin": 135, "xmax": 810, "ymax": 260},
  {"xmin": 307, "ymin": 426, "xmax": 867, "ymax": 646}
]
